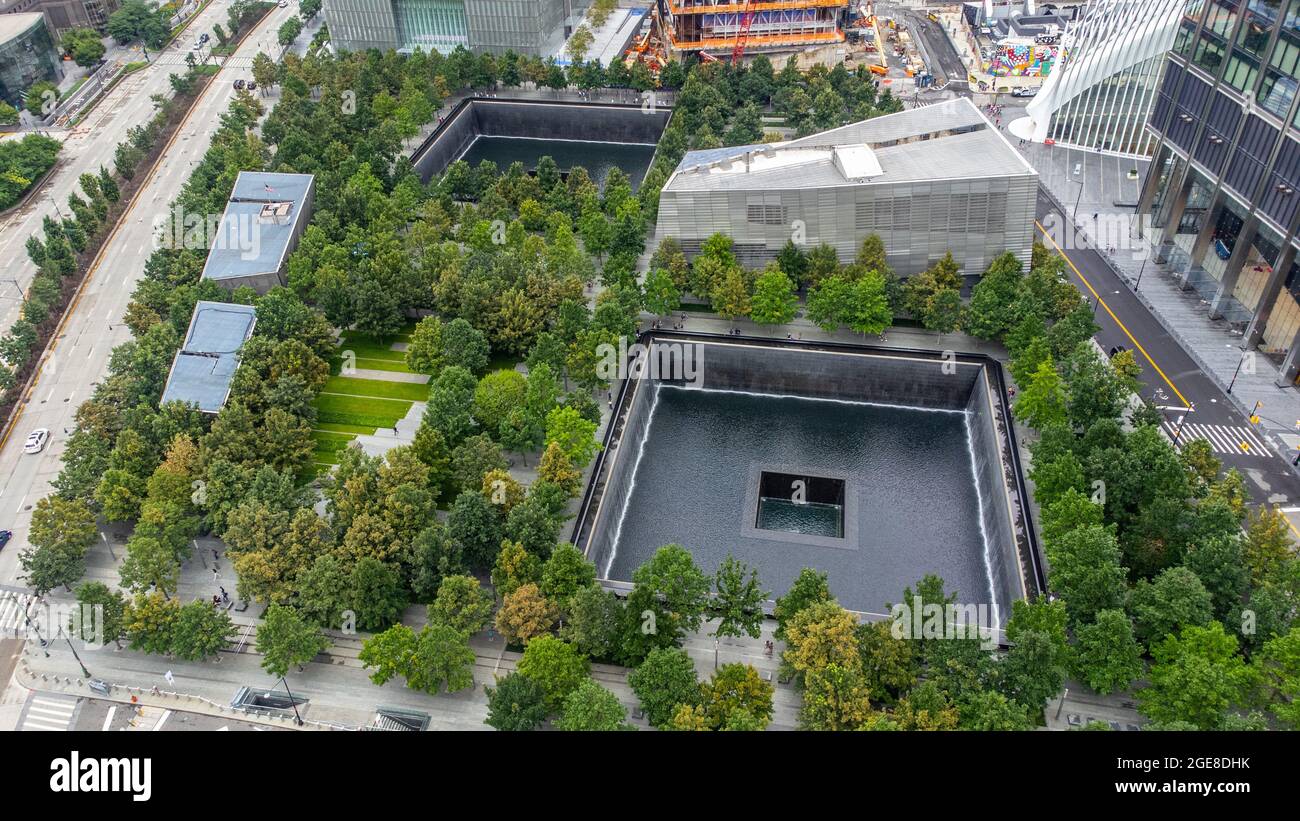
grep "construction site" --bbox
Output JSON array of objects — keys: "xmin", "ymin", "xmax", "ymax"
[{"xmin": 620, "ymin": 0, "xmax": 929, "ymax": 78}]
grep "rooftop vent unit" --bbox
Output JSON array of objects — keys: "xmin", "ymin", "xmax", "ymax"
[{"xmin": 259, "ymin": 201, "xmax": 293, "ymax": 222}]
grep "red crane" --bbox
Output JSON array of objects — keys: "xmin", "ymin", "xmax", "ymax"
[{"xmin": 731, "ymin": 0, "xmax": 756, "ymax": 65}]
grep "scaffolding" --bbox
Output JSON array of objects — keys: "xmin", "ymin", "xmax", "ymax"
[{"xmin": 664, "ymin": 0, "xmax": 848, "ymax": 55}]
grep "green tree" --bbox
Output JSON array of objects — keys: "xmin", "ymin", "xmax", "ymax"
[
  {"xmin": 124, "ymin": 592, "xmax": 179, "ymax": 655},
  {"xmin": 562, "ymin": 584, "xmax": 622, "ymax": 659},
  {"xmin": 1138, "ymin": 621, "xmax": 1254, "ymax": 730},
  {"xmin": 1243, "ymin": 506, "xmax": 1294, "ymax": 585},
  {"xmin": 1044, "ymin": 524, "xmax": 1128, "ymax": 626},
  {"xmin": 709, "ymin": 554, "xmax": 768, "ymax": 639},
  {"xmin": 699, "ymin": 663, "xmax": 773, "ymax": 730},
  {"xmin": 710, "ymin": 266, "xmax": 752, "ymax": 326},
  {"xmin": 516, "ymin": 635, "xmax": 590, "ymax": 712},
  {"xmin": 1129, "ymin": 566, "xmax": 1214, "ymax": 648},
  {"xmin": 805, "ymin": 275, "xmax": 851, "ymax": 332},
  {"xmin": 846, "ymin": 270, "xmax": 893, "ymax": 336},
  {"xmin": 628, "ymin": 646, "xmax": 701, "ymax": 728},
  {"xmin": 72, "ymin": 581, "xmax": 127, "ymax": 648},
  {"xmin": 544, "ymin": 405, "xmax": 599, "ymax": 469},
  {"xmin": 556, "ymin": 678, "xmax": 631, "ymax": 730},
  {"xmin": 1257, "ymin": 627, "xmax": 1300, "ymax": 729},
  {"xmin": 171, "ymin": 600, "xmax": 233, "ymax": 661},
  {"xmin": 773, "ymin": 567, "xmax": 832, "ymax": 640},
  {"xmin": 800, "ymin": 663, "xmax": 874, "ymax": 730},
  {"xmin": 1014, "ymin": 359, "xmax": 1068, "ymax": 429},
  {"xmin": 24, "ymin": 81, "xmax": 58, "ymax": 116},
  {"xmin": 632, "ymin": 544, "xmax": 711, "ymax": 634},
  {"xmin": 1073, "ymin": 609, "xmax": 1143, "ymax": 695},
  {"xmin": 256, "ymin": 605, "xmax": 329, "ymax": 679},
  {"xmin": 21, "ymin": 496, "xmax": 95, "ymax": 594},
  {"xmin": 484, "ymin": 671, "xmax": 548, "ymax": 730},
  {"xmin": 407, "ymin": 623, "xmax": 477, "ymax": 693},
  {"xmin": 277, "ymin": 17, "xmax": 303, "ymax": 45},
  {"xmin": 749, "ymin": 265, "xmax": 797, "ymax": 325},
  {"xmin": 541, "ymin": 542, "xmax": 596, "ymax": 611},
  {"xmin": 427, "ymin": 574, "xmax": 494, "ymax": 635}
]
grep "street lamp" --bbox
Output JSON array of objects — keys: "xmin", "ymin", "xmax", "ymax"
[
  {"xmin": 1171, "ymin": 414, "xmax": 1187, "ymax": 447},
  {"xmin": 278, "ymin": 677, "xmax": 305, "ymax": 726},
  {"xmin": 62, "ymin": 629, "xmax": 92, "ymax": 679},
  {"xmin": 1227, "ymin": 348, "xmax": 1251, "ymax": 393},
  {"xmin": 1070, "ymin": 162, "xmax": 1084, "ymax": 223},
  {"xmin": 1134, "ymin": 256, "xmax": 1147, "ymax": 292},
  {"xmin": 20, "ymin": 595, "xmax": 50, "ymax": 657}
]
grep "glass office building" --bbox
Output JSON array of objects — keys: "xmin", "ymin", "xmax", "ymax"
[
  {"xmin": 1139, "ymin": 0, "xmax": 1300, "ymax": 383},
  {"xmin": 0, "ymin": 13, "xmax": 62, "ymax": 109},
  {"xmin": 323, "ymin": 0, "xmax": 582, "ymax": 55}
]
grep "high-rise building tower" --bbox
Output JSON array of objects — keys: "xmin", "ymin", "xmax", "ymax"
[{"xmin": 1139, "ymin": 0, "xmax": 1300, "ymax": 382}]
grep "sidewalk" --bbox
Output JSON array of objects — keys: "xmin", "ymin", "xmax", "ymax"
[{"xmin": 1022, "ymin": 142, "xmax": 1300, "ymax": 481}]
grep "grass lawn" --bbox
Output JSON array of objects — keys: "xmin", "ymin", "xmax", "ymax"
[
  {"xmin": 336, "ymin": 340, "xmax": 406, "ymax": 363},
  {"xmin": 315, "ymin": 393, "xmax": 412, "ymax": 428},
  {"xmin": 324, "ymin": 376, "xmax": 427, "ymax": 402},
  {"xmin": 315, "ymin": 422, "xmax": 377, "ymax": 435}
]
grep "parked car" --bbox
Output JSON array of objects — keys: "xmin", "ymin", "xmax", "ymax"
[
  {"xmin": 192, "ymin": 41, "xmax": 203, "ymax": 50},
  {"xmin": 1011, "ymin": 87, "xmax": 1037, "ymax": 98},
  {"xmin": 199, "ymin": 32, "xmax": 210, "ymax": 43},
  {"xmin": 278, "ymin": 1, "xmax": 289, "ymax": 6},
  {"xmin": 234, "ymin": 78, "xmax": 246, "ymax": 90},
  {"xmin": 247, "ymin": 81, "xmax": 257, "ymax": 91},
  {"xmin": 23, "ymin": 428, "xmax": 49, "ymax": 455},
  {"xmin": 0, "ymin": 530, "xmax": 11, "ymax": 551}
]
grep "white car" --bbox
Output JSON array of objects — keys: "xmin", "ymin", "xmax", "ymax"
[
  {"xmin": 23, "ymin": 429, "xmax": 49, "ymax": 455},
  {"xmin": 278, "ymin": 1, "xmax": 288, "ymax": 6}
]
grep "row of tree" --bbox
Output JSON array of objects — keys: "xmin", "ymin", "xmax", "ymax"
[{"xmin": 969, "ymin": 244, "xmax": 1300, "ymax": 729}]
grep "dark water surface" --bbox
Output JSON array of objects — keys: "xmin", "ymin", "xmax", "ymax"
[
  {"xmin": 457, "ymin": 135, "xmax": 657, "ymax": 188},
  {"xmin": 606, "ymin": 386, "xmax": 994, "ymax": 615}
]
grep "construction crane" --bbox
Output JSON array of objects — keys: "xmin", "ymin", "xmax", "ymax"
[{"xmin": 731, "ymin": 0, "xmax": 756, "ymax": 65}]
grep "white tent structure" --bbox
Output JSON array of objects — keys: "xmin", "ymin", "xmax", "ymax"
[{"xmin": 1008, "ymin": 0, "xmax": 1182, "ymax": 156}]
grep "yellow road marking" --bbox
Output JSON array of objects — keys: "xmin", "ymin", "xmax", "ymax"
[{"xmin": 1036, "ymin": 221, "xmax": 1191, "ymax": 408}]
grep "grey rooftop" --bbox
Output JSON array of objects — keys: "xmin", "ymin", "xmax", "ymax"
[
  {"xmin": 201, "ymin": 171, "xmax": 314, "ymax": 282},
  {"xmin": 159, "ymin": 302, "xmax": 257, "ymax": 413},
  {"xmin": 666, "ymin": 98, "xmax": 1035, "ymax": 192}
]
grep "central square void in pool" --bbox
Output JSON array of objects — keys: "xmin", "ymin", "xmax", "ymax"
[{"xmin": 755, "ymin": 471, "xmax": 846, "ymax": 538}]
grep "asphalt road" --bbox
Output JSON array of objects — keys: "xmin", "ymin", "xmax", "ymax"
[
  {"xmin": 0, "ymin": 0, "xmax": 244, "ymax": 342},
  {"xmin": 0, "ymin": 3, "xmax": 301, "ymax": 588},
  {"xmin": 1035, "ymin": 189, "xmax": 1300, "ymax": 513}
]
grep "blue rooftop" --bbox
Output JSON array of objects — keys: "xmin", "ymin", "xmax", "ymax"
[
  {"xmin": 159, "ymin": 302, "xmax": 258, "ymax": 413},
  {"xmin": 201, "ymin": 171, "xmax": 314, "ymax": 282}
]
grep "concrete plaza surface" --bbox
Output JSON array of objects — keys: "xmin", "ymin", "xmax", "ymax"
[{"xmin": 7, "ymin": 611, "xmax": 801, "ymax": 731}]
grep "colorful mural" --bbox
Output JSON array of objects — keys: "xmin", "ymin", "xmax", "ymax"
[{"xmin": 987, "ymin": 42, "xmax": 1059, "ymax": 77}]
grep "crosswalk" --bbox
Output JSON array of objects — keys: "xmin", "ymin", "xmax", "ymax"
[
  {"xmin": 0, "ymin": 590, "xmax": 35, "ymax": 639},
  {"xmin": 20, "ymin": 694, "xmax": 79, "ymax": 732},
  {"xmin": 1163, "ymin": 420, "xmax": 1272, "ymax": 456}
]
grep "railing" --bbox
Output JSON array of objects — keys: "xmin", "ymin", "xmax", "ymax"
[
  {"xmin": 668, "ymin": 29, "xmax": 843, "ymax": 48},
  {"xmin": 668, "ymin": 0, "xmax": 846, "ymax": 12}
]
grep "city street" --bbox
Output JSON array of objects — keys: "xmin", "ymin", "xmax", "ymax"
[
  {"xmin": 1034, "ymin": 190, "xmax": 1300, "ymax": 523},
  {"xmin": 0, "ymin": 0, "xmax": 243, "ymax": 340},
  {"xmin": 0, "ymin": 2, "xmax": 301, "ymax": 589}
]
